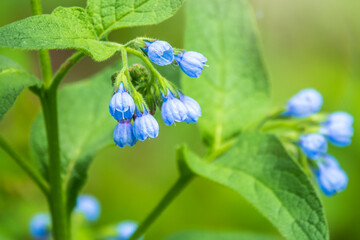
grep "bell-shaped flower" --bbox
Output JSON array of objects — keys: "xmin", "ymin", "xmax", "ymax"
[
  {"xmin": 29, "ymin": 213, "xmax": 51, "ymax": 239},
  {"xmin": 179, "ymin": 92, "xmax": 201, "ymax": 123},
  {"xmin": 144, "ymin": 40, "xmax": 174, "ymax": 66},
  {"xmin": 161, "ymin": 90, "xmax": 188, "ymax": 125},
  {"xmin": 320, "ymin": 111, "xmax": 354, "ymax": 147},
  {"xmin": 75, "ymin": 195, "xmax": 101, "ymax": 222},
  {"xmin": 113, "ymin": 119, "xmax": 137, "ymax": 148},
  {"xmin": 174, "ymin": 51, "xmax": 207, "ymax": 78},
  {"xmin": 133, "ymin": 107, "xmax": 159, "ymax": 141},
  {"xmin": 313, "ymin": 154, "xmax": 348, "ymax": 196},
  {"xmin": 109, "ymin": 83, "xmax": 135, "ymax": 120},
  {"xmin": 299, "ymin": 133, "xmax": 327, "ymax": 160},
  {"xmin": 284, "ymin": 88, "xmax": 323, "ymax": 118}
]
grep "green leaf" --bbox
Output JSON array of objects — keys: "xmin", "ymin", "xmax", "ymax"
[
  {"xmin": 0, "ymin": 7, "xmax": 119, "ymax": 61},
  {"xmin": 30, "ymin": 65, "xmax": 119, "ymax": 212},
  {"xmin": 164, "ymin": 231, "xmax": 281, "ymax": 240},
  {"xmin": 180, "ymin": 133, "xmax": 329, "ymax": 240},
  {"xmin": 0, "ymin": 56, "xmax": 40, "ymax": 121},
  {"xmin": 183, "ymin": 0, "xmax": 270, "ymax": 144},
  {"xmin": 86, "ymin": 0, "xmax": 185, "ymax": 38}
]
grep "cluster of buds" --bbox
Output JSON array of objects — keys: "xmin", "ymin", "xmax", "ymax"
[
  {"xmin": 275, "ymin": 89, "xmax": 354, "ymax": 196},
  {"xmin": 108, "ymin": 40, "xmax": 207, "ymax": 148}
]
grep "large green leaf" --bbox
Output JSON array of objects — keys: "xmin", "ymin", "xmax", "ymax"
[
  {"xmin": 164, "ymin": 231, "xmax": 281, "ymax": 240},
  {"xmin": 179, "ymin": 133, "xmax": 328, "ymax": 240},
  {"xmin": 183, "ymin": 0, "xmax": 270, "ymax": 144},
  {"xmin": 30, "ymin": 65, "xmax": 119, "ymax": 212},
  {"xmin": 0, "ymin": 7, "xmax": 119, "ymax": 61},
  {"xmin": 86, "ymin": 0, "xmax": 185, "ymax": 38},
  {"xmin": 0, "ymin": 56, "xmax": 40, "ymax": 121}
]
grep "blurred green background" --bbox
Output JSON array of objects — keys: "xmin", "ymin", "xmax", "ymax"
[{"xmin": 0, "ymin": 0, "xmax": 359, "ymax": 239}]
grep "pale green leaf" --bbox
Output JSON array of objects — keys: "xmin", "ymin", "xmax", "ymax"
[
  {"xmin": 0, "ymin": 56, "xmax": 40, "ymax": 121},
  {"xmin": 0, "ymin": 7, "xmax": 119, "ymax": 61},
  {"xmin": 164, "ymin": 231, "xmax": 282, "ymax": 240},
  {"xmin": 180, "ymin": 133, "xmax": 329, "ymax": 240},
  {"xmin": 183, "ymin": 0, "xmax": 270, "ymax": 144},
  {"xmin": 86, "ymin": 0, "xmax": 185, "ymax": 37}
]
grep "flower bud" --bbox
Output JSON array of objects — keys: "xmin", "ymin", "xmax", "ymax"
[
  {"xmin": 174, "ymin": 51, "xmax": 207, "ymax": 78},
  {"xmin": 313, "ymin": 154, "xmax": 348, "ymax": 196},
  {"xmin": 133, "ymin": 107, "xmax": 159, "ymax": 141},
  {"xmin": 179, "ymin": 92, "xmax": 201, "ymax": 123},
  {"xmin": 75, "ymin": 195, "xmax": 101, "ymax": 222},
  {"xmin": 144, "ymin": 40, "xmax": 174, "ymax": 66},
  {"xmin": 320, "ymin": 112, "xmax": 354, "ymax": 147},
  {"xmin": 29, "ymin": 213, "xmax": 51, "ymax": 239},
  {"xmin": 113, "ymin": 120, "xmax": 137, "ymax": 148},
  {"xmin": 109, "ymin": 83, "xmax": 135, "ymax": 120},
  {"xmin": 161, "ymin": 90, "xmax": 188, "ymax": 125},
  {"xmin": 284, "ymin": 88, "xmax": 323, "ymax": 118},
  {"xmin": 299, "ymin": 133, "xmax": 327, "ymax": 160}
]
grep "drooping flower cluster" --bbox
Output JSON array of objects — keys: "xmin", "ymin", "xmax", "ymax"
[
  {"xmin": 108, "ymin": 39, "xmax": 206, "ymax": 148},
  {"xmin": 282, "ymin": 88, "xmax": 353, "ymax": 196}
]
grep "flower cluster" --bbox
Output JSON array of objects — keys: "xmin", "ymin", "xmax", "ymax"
[
  {"xmin": 109, "ymin": 39, "xmax": 206, "ymax": 148},
  {"xmin": 283, "ymin": 88, "xmax": 353, "ymax": 196},
  {"xmin": 29, "ymin": 195, "xmax": 143, "ymax": 240}
]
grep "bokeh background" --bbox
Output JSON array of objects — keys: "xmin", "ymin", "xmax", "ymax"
[{"xmin": 0, "ymin": 0, "xmax": 359, "ymax": 239}]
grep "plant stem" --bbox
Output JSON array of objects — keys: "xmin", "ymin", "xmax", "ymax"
[
  {"xmin": 40, "ymin": 89, "xmax": 69, "ymax": 240},
  {"xmin": 0, "ymin": 136, "xmax": 49, "ymax": 195},
  {"xmin": 125, "ymin": 47, "xmax": 162, "ymax": 79},
  {"xmin": 31, "ymin": 0, "xmax": 53, "ymax": 88},
  {"xmin": 128, "ymin": 174, "xmax": 194, "ymax": 240}
]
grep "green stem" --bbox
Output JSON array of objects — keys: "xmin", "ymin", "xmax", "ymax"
[
  {"xmin": 128, "ymin": 174, "xmax": 194, "ymax": 240},
  {"xmin": 125, "ymin": 47, "xmax": 162, "ymax": 79},
  {"xmin": 31, "ymin": 0, "xmax": 53, "ymax": 88},
  {"xmin": 40, "ymin": 90, "xmax": 69, "ymax": 240},
  {"xmin": 0, "ymin": 136, "xmax": 49, "ymax": 195}
]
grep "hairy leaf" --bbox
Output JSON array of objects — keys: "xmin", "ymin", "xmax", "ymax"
[
  {"xmin": 86, "ymin": 0, "xmax": 185, "ymax": 37},
  {"xmin": 180, "ymin": 133, "xmax": 329, "ymax": 240},
  {"xmin": 0, "ymin": 56, "xmax": 40, "ymax": 121},
  {"xmin": 30, "ymin": 65, "xmax": 119, "ymax": 212},
  {"xmin": 0, "ymin": 7, "xmax": 119, "ymax": 61},
  {"xmin": 164, "ymin": 231, "xmax": 281, "ymax": 240},
  {"xmin": 183, "ymin": 0, "xmax": 270, "ymax": 144}
]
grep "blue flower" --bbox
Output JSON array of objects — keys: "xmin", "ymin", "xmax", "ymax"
[
  {"xmin": 133, "ymin": 107, "xmax": 159, "ymax": 141},
  {"xmin": 179, "ymin": 92, "xmax": 201, "ymax": 123},
  {"xmin": 113, "ymin": 119, "xmax": 137, "ymax": 148},
  {"xmin": 313, "ymin": 154, "xmax": 348, "ymax": 196},
  {"xmin": 29, "ymin": 213, "xmax": 50, "ymax": 239},
  {"xmin": 284, "ymin": 88, "xmax": 323, "ymax": 118},
  {"xmin": 75, "ymin": 195, "xmax": 101, "ymax": 222},
  {"xmin": 115, "ymin": 221, "xmax": 144, "ymax": 240},
  {"xmin": 299, "ymin": 133, "xmax": 327, "ymax": 160},
  {"xmin": 174, "ymin": 51, "xmax": 207, "ymax": 78},
  {"xmin": 320, "ymin": 112, "xmax": 354, "ymax": 147},
  {"xmin": 109, "ymin": 83, "xmax": 135, "ymax": 120},
  {"xmin": 161, "ymin": 90, "xmax": 188, "ymax": 125},
  {"xmin": 144, "ymin": 40, "xmax": 174, "ymax": 66}
]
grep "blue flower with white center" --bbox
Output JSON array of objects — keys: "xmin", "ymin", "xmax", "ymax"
[
  {"xmin": 144, "ymin": 40, "xmax": 174, "ymax": 66},
  {"xmin": 320, "ymin": 112, "xmax": 354, "ymax": 147},
  {"xmin": 29, "ymin": 213, "xmax": 50, "ymax": 240},
  {"xmin": 179, "ymin": 92, "xmax": 201, "ymax": 123},
  {"xmin": 75, "ymin": 195, "xmax": 101, "ymax": 222},
  {"xmin": 174, "ymin": 51, "xmax": 207, "ymax": 78},
  {"xmin": 113, "ymin": 119, "xmax": 137, "ymax": 148},
  {"xmin": 313, "ymin": 154, "xmax": 348, "ymax": 196},
  {"xmin": 133, "ymin": 107, "xmax": 159, "ymax": 141},
  {"xmin": 284, "ymin": 88, "xmax": 323, "ymax": 118},
  {"xmin": 115, "ymin": 221, "xmax": 144, "ymax": 240},
  {"xmin": 161, "ymin": 90, "xmax": 188, "ymax": 126},
  {"xmin": 299, "ymin": 133, "xmax": 327, "ymax": 160},
  {"xmin": 109, "ymin": 83, "xmax": 135, "ymax": 120}
]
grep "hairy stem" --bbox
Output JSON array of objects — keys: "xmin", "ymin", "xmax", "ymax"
[
  {"xmin": 128, "ymin": 174, "xmax": 194, "ymax": 240},
  {"xmin": 0, "ymin": 136, "xmax": 49, "ymax": 195},
  {"xmin": 125, "ymin": 47, "xmax": 162, "ymax": 79},
  {"xmin": 40, "ymin": 89, "xmax": 70, "ymax": 240}
]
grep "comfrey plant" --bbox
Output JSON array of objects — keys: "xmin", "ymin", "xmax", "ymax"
[{"xmin": 0, "ymin": 0, "xmax": 352, "ymax": 240}]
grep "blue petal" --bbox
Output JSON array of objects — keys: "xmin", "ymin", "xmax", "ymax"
[
  {"xmin": 109, "ymin": 89, "xmax": 135, "ymax": 120},
  {"xmin": 113, "ymin": 120, "xmax": 137, "ymax": 147},
  {"xmin": 180, "ymin": 94, "xmax": 201, "ymax": 123},
  {"xmin": 115, "ymin": 221, "xmax": 144, "ymax": 240},
  {"xmin": 161, "ymin": 91, "xmax": 188, "ymax": 125},
  {"xmin": 133, "ymin": 108, "xmax": 159, "ymax": 141},
  {"xmin": 75, "ymin": 195, "xmax": 101, "ymax": 222},
  {"xmin": 299, "ymin": 133, "xmax": 327, "ymax": 160},
  {"xmin": 284, "ymin": 88, "xmax": 323, "ymax": 118},
  {"xmin": 146, "ymin": 40, "xmax": 174, "ymax": 66},
  {"xmin": 175, "ymin": 51, "xmax": 207, "ymax": 78},
  {"xmin": 29, "ymin": 213, "xmax": 50, "ymax": 239}
]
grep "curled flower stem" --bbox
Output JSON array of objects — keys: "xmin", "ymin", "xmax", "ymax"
[{"xmin": 0, "ymin": 136, "xmax": 50, "ymax": 195}]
